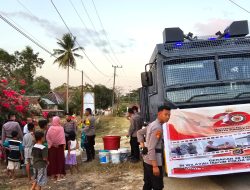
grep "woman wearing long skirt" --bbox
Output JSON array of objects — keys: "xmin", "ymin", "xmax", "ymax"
[{"xmin": 46, "ymin": 116, "xmax": 66, "ymax": 181}]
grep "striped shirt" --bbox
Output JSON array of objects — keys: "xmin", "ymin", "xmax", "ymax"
[{"xmin": 4, "ymin": 139, "xmax": 22, "ymax": 162}]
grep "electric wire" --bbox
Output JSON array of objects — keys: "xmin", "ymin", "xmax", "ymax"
[
  {"xmin": 16, "ymin": 0, "xmax": 96, "ymax": 84},
  {"xmin": 227, "ymin": 0, "xmax": 250, "ymax": 13},
  {"xmin": 0, "ymin": 13, "xmax": 95, "ymax": 85},
  {"xmin": 91, "ymin": 0, "xmax": 121, "ymax": 65},
  {"xmin": 69, "ymin": 0, "xmax": 115, "ymax": 66},
  {"xmin": 16, "ymin": 0, "xmax": 33, "ymax": 15},
  {"xmin": 90, "ymin": 0, "xmax": 129, "ymax": 78},
  {"xmin": 0, "ymin": 13, "xmax": 53, "ymax": 56},
  {"xmin": 50, "ymin": 0, "xmax": 110, "ymax": 77},
  {"xmin": 2, "ymin": 12, "xmax": 48, "ymax": 51}
]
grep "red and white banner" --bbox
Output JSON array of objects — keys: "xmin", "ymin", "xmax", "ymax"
[{"xmin": 163, "ymin": 103, "xmax": 250, "ymax": 178}]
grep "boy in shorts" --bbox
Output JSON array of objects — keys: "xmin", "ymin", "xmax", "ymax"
[
  {"xmin": 31, "ymin": 131, "xmax": 48, "ymax": 190},
  {"xmin": 22, "ymin": 123, "xmax": 35, "ymax": 180},
  {"xmin": 3, "ymin": 131, "xmax": 23, "ymax": 180}
]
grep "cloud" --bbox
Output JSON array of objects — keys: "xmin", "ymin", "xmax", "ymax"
[
  {"xmin": 102, "ymin": 48, "xmax": 110, "ymax": 54},
  {"xmin": 1, "ymin": 11, "xmax": 136, "ymax": 54},
  {"xmin": 194, "ymin": 18, "xmax": 232, "ymax": 35},
  {"xmin": 114, "ymin": 38, "xmax": 136, "ymax": 53},
  {"xmin": 1, "ymin": 11, "xmax": 106, "ymax": 46},
  {"xmin": 94, "ymin": 40, "xmax": 108, "ymax": 47}
]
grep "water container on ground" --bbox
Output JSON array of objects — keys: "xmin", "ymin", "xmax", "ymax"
[
  {"xmin": 110, "ymin": 150, "xmax": 120, "ymax": 164},
  {"xmin": 99, "ymin": 150, "xmax": 110, "ymax": 164},
  {"xmin": 103, "ymin": 136, "xmax": 121, "ymax": 150},
  {"xmin": 118, "ymin": 148, "xmax": 128, "ymax": 162}
]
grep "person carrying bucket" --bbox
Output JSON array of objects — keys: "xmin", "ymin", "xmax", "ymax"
[
  {"xmin": 126, "ymin": 106, "xmax": 143, "ymax": 163},
  {"xmin": 137, "ymin": 105, "xmax": 171, "ymax": 190},
  {"xmin": 82, "ymin": 108, "xmax": 96, "ymax": 162}
]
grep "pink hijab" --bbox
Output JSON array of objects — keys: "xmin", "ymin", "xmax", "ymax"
[{"xmin": 46, "ymin": 116, "xmax": 65, "ymax": 148}]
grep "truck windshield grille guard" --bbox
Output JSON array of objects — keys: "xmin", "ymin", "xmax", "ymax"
[
  {"xmin": 162, "ymin": 36, "xmax": 250, "ymax": 57},
  {"xmin": 165, "ymin": 81, "xmax": 250, "ymax": 104}
]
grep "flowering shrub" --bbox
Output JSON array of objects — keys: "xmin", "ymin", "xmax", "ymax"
[
  {"xmin": 42, "ymin": 111, "xmax": 49, "ymax": 119},
  {"xmin": 0, "ymin": 78, "xmax": 30, "ymax": 122}
]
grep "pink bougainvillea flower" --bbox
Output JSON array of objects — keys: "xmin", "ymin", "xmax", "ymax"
[
  {"xmin": 19, "ymin": 79, "xmax": 26, "ymax": 86},
  {"xmin": 21, "ymin": 121, "xmax": 26, "ymax": 126},
  {"xmin": 20, "ymin": 89, "xmax": 26, "ymax": 95},
  {"xmin": 23, "ymin": 101, "xmax": 29, "ymax": 106},
  {"xmin": 3, "ymin": 89, "xmax": 16, "ymax": 98},
  {"xmin": 2, "ymin": 103, "xmax": 10, "ymax": 109},
  {"xmin": 42, "ymin": 111, "xmax": 49, "ymax": 119},
  {"xmin": 15, "ymin": 105, "xmax": 24, "ymax": 113},
  {"xmin": 0, "ymin": 79, "xmax": 8, "ymax": 84}
]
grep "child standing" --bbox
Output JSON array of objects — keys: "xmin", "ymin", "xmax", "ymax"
[
  {"xmin": 31, "ymin": 131, "xmax": 48, "ymax": 190},
  {"xmin": 38, "ymin": 119, "xmax": 48, "ymax": 147},
  {"xmin": 65, "ymin": 131, "xmax": 79, "ymax": 174},
  {"xmin": 22, "ymin": 123, "xmax": 35, "ymax": 180},
  {"xmin": 3, "ymin": 131, "xmax": 23, "ymax": 180}
]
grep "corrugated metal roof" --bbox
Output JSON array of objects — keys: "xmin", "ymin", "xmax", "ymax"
[
  {"xmin": 41, "ymin": 98, "xmax": 56, "ymax": 105},
  {"xmin": 44, "ymin": 91, "xmax": 64, "ymax": 105}
]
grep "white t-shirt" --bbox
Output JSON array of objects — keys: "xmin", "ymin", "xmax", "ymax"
[
  {"xmin": 23, "ymin": 124, "xmax": 29, "ymax": 135},
  {"xmin": 69, "ymin": 140, "xmax": 77, "ymax": 154}
]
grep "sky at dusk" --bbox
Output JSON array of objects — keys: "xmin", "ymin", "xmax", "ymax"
[{"xmin": 1, "ymin": 0, "xmax": 250, "ymax": 93}]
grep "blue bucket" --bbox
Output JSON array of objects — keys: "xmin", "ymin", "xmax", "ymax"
[{"xmin": 99, "ymin": 150, "xmax": 110, "ymax": 164}]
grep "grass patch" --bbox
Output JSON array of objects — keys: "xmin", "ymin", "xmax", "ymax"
[{"xmin": 79, "ymin": 159, "xmax": 142, "ymax": 174}]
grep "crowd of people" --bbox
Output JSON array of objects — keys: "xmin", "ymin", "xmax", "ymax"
[
  {"xmin": 0, "ymin": 108, "xmax": 95, "ymax": 190},
  {"xmin": 0, "ymin": 104, "xmax": 171, "ymax": 190}
]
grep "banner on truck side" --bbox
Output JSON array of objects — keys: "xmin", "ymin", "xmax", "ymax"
[{"xmin": 163, "ymin": 103, "xmax": 250, "ymax": 178}]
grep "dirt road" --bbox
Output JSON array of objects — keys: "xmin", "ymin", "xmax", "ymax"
[{"xmin": 164, "ymin": 172, "xmax": 250, "ymax": 190}]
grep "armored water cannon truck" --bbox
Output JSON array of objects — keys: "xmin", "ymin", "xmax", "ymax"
[{"xmin": 140, "ymin": 21, "xmax": 250, "ymax": 178}]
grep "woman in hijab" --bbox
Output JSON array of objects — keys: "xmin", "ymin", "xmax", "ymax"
[{"xmin": 46, "ymin": 116, "xmax": 66, "ymax": 181}]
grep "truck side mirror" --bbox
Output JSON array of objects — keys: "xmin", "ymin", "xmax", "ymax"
[{"xmin": 141, "ymin": 72, "xmax": 153, "ymax": 87}]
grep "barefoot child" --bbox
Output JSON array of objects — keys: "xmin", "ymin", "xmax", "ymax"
[
  {"xmin": 22, "ymin": 123, "xmax": 35, "ymax": 180},
  {"xmin": 65, "ymin": 131, "xmax": 79, "ymax": 174},
  {"xmin": 3, "ymin": 131, "xmax": 23, "ymax": 180},
  {"xmin": 31, "ymin": 131, "xmax": 48, "ymax": 190}
]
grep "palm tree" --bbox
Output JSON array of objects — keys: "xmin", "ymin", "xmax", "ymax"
[{"xmin": 53, "ymin": 33, "xmax": 83, "ymax": 113}]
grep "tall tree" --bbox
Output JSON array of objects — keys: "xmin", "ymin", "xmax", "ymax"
[
  {"xmin": 32, "ymin": 76, "xmax": 51, "ymax": 96},
  {"xmin": 0, "ymin": 47, "xmax": 44, "ymax": 94},
  {"xmin": 93, "ymin": 85, "xmax": 113, "ymax": 109},
  {"xmin": 0, "ymin": 49, "xmax": 16, "ymax": 78},
  {"xmin": 14, "ymin": 46, "xmax": 44, "ymax": 91},
  {"xmin": 52, "ymin": 33, "xmax": 83, "ymax": 112},
  {"xmin": 68, "ymin": 88, "xmax": 82, "ymax": 115}
]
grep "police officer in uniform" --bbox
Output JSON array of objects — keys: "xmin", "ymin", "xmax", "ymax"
[
  {"xmin": 83, "ymin": 108, "xmax": 96, "ymax": 162},
  {"xmin": 127, "ymin": 106, "xmax": 143, "ymax": 162},
  {"xmin": 64, "ymin": 113, "xmax": 77, "ymax": 150},
  {"xmin": 137, "ymin": 105, "xmax": 171, "ymax": 190}
]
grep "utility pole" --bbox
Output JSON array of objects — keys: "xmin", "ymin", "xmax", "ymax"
[
  {"xmin": 81, "ymin": 70, "xmax": 84, "ymax": 119},
  {"xmin": 112, "ymin": 65, "xmax": 122, "ymax": 114}
]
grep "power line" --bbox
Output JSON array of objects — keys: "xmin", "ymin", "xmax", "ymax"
[
  {"xmin": 90, "ymin": 0, "xmax": 128, "ymax": 78},
  {"xmin": 16, "ymin": 0, "xmax": 33, "ymax": 15},
  {"xmin": 15, "ymin": 0, "xmax": 96, "ymax": 84},
  {"xmin": 91, "ymin": 0, "xmax": 121, "ymax": 65},
  {"xmin": 73, "ymin": 67, "xmax": 95, "ymax": 85},
  {"xmin": 50, "ymin": 0, "xmax": 110, "ymax": 77},
  {"xmin": 104, "ymin": 76, "xmax": 113, "ymax": 87},
  {"xmin": 0, "ymin": 13, "xmax": 95, "ymax": 85},
  {"xmin": 80, "ymin": 0, "xmax": 117, "ymax": 65},
  {"xmin": 68, "ymin": 0, "xmax": 115, "ymax": 66},
  {"xmin": 227, "ymin": 0, "xmax": 250, "ymax": 13},
  {"xmin": 3, "ymin": 12, "xmax": 48, "ymax": 52},
  {"xmin": 0, "ymin": 13, "xmax": 53, "ymax": 56}
]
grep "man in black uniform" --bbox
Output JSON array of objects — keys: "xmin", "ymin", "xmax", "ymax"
[
  {"xmin": 127, "ymin": 106, "xmax": 143, "ymax": 162},
  {"xmin": 137, "ymin": 105, "xmax": 171, "ymax": 190}
]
